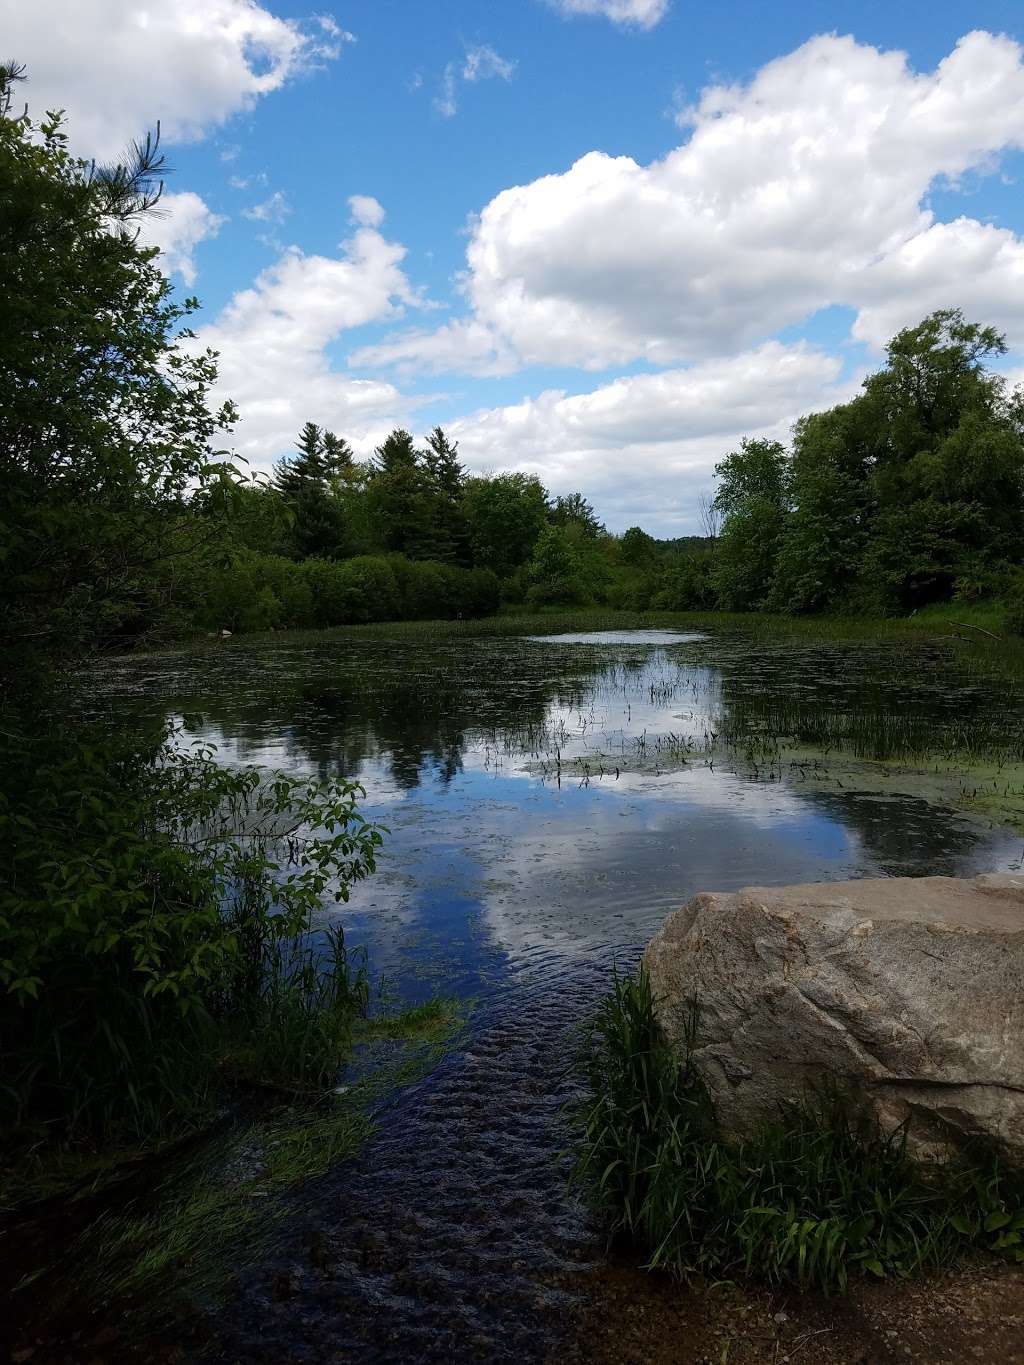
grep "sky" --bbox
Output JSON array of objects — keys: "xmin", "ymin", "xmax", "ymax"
[{"xmin": 5, "ymin": 0, "xmax": 1024, "ymax": 534}]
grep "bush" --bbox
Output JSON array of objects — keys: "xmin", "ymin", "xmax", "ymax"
[
  {"xmin": 572, "ymin": 970, "xmax": 1024, "ymax": 1292},
  {"xmin": 191, "ymin": 552, "xmax": 500, "ymax": 634},
  {"xmin": 0, "ymin": 723, "xmax": 382, "ymax": 1147}
]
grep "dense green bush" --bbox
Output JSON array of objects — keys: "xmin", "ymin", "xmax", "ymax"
[
  {"xmin": 573, "ymin": 971, "xmax": 1024, "ymax": 1292},
  {"xmin": 1, "ymin": 723, "xmax": 382, "ymax": 1146},
  {"xmin": 191, "ymin": 550, "xmax": 499, "ymax": 632}
]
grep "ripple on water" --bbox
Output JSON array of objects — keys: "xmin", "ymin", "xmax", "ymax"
[{"xmin": 213, "ymin": 950, "xmax": 627, "ymax": 1364}]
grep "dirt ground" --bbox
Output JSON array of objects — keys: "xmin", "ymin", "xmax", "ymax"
[{"xmin": 559, "ymin": 1257, "xmax": 1024, "ymax": 1365}]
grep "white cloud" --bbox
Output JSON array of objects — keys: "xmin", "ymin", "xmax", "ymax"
[
  {"xmin": 446, "ymin": 342, "xmax": 856, "ymax": 534},
  {"xmin": 137, "ymin": 191, "xmax": 225, "ymax": 286},
  {"xmin": 373, "ymin": 31, "xmax": 1024, "ymax": 375},
  {"xmin": 6, "ymin": 0, "xmax": 345, "ymax": 158},
  {"xmin": 350, "ymin": 318, "xmax": 516, "ymax": 377},
  {"xmin": 433, "ymin": 42, "xmax": 516, "ymax": 117},
  {"xmin": 241, "ymin": 190, "xmax": 292, "ymax": 224},
  {"xmin": 348, "ymin": 194, "xmax": 386, "ymax": 229},
  {"xmin": 548, "ymin": 0, "xmax": 670, "ymax": 28},
  {"xmin": 435, "ymin": 64, "xmax": 459, "ymax": 119},
  {"xmin": 193, "ymin": 201, "xmax": 431, "ymax": 466},
  {"xmin": 462, "ymin": 44, "xmax": 517, "ymax": 83},
  {"xmin": 852, "ymin": 217, "xmax": 1024, "ymax": 349}
]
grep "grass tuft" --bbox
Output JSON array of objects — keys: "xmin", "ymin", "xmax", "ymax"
[{"xmin": 572, "ymin": 970, "xmax": 1024, "ymax": 1292}]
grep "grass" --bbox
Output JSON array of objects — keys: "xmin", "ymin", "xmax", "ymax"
[
  {"xmin": 4, "ymin": 993, "xmax": 464, "ymax": 1348},
  {"xmin": 571, "ymin": 971, "xmax": 1024, "ymax": 1294}
]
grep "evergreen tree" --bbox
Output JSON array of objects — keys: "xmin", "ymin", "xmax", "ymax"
[
  {"xmin": 272, "ymin": 422, "xmax": 349, "ymax": 559},
  {"xmin": 273, "ymin": 422, "xmax": 325, "ymax": 495},
  {"xmin": 372, "ymin": 429, "xmax": 432, "ymax": 558},
  {"xmin": 322, "ymin": 429, "xmax": 355, "ymax": 480},
  {"xmin": 424, "ymin": 426, "xmax": 472, "ymax": 565}
]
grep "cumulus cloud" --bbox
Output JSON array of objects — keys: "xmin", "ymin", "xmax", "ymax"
[
  {"xmin": 548, "ymin": 0, "xmax": 670, "ymax": 27},
  {"xmin": 371, "ymin": 31, "xmax": 1024, "ymax": 375},
  {"xmin": 447, "ymin": 342, "xmax": 857, "ymax": 533},
  {"xmin": 852, "ymin": 218, "xmax": 1024, "ymax": 349},
  {"xmin": 193, "ymin": 201, "xmax": 431, "ymax": 466},
  {"xmin": 5, "ymin": 0, "xmax": 345, "ymax": 158},
  {"xmin": 137, "ymin": 191, "xmax": 225, "ymax": 286},
  {"xmin": 348, "ymin": 194, "xmax": 387, "ymax": 229}
]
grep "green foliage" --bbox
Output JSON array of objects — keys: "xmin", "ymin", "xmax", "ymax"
[
  {"xmin": 651, "ymin": 551, "xmax": 715, "ymax": 610},
  {"xmin": 423, "ymin": 426, "xmax": 473, "ymax": 565},
  {"xmin": 0, "ymin": 72, "xmax": 239, "ymax": 675},
  {"xmin": 0, "ymin": 721, "xmax": 383, "ymax": 1145},
  {"xmin": 550, "ymin": 491, "xmax": 604, "ymax": 539},
  {"xmin": 711, "ymin": 440, "xmax": 789, "ymax": 610},
  {"xmin": 189, "ymin": 549, "xmax": 499, "ymax": 631},
  {"xmin": 620, "ymin": 526, "xmax": 658, "ymax": 567},
  {"xmin": 0, "ymin": 78, "xmax": 396, "ymax": 1161},
  {"xmin": 572, "ymin": 970, "xmax": 1024, "ymax": 1292},
  {"xmin": 462, "ymin": 472, "xmax": 551, "ymax": 576},
  {"xmin": 527, "ymin": 525, "xmax": 589, "ymax": 605},
  {"xmin": 704, "ymin": 313, "xmax": 1024, "ymax": 617}
]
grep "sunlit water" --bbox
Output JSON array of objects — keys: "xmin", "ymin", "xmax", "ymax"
[{"xmin": 91, "ymin": 627, "xmax": 1024, "ymax": 1362}]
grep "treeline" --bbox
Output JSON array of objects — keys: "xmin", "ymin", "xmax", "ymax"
[
  {"xmin": 185, "ymin": 423, "xmax": 612, "ymax": 632},
  {"xmin": 187, "ymin": 419, "xmax": 725, "ymax": 633},
  {"xmin": 190, "ymin": 308, "xmax": 1024, "ymax": 636},
  {"xmin": 691, "ymin": 312, "xmax": 1024, "ymax": 617}
]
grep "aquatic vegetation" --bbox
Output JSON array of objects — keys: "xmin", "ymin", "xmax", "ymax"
[
  {"xmin": 571, "ymin": 971, "xmax": 1024, "ymax": 1292},
  {"xmin": 4, "ymin": 995, "xmax": 464, "ymax": 1345}
]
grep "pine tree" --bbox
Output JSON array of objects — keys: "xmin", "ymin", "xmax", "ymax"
[
  {"xmin": 424, "ymin": 426, "xmax": 472, "ymax": 565},
  {"xmin": 272, "ymin": 423, "xmax": 348, "ymax": 558},
  {"xmin": 322, "ymin": 430, "xmax": 354, "ymax": 480},
  {"xmin": 273, "ymin": 422, "xmax": 326, "ymax": 495},
  {"xmin": 372, "ymin": 429, "xmax": 431, "ymax": 557}
]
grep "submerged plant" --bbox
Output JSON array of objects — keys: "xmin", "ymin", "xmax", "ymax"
[{"xmin": 571, "ymin": 970, "xmax": 1024, "ymax": 1292}]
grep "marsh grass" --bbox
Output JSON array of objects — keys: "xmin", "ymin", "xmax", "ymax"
[
  {"xmin": 572, "ymin": 971, "xmax": 1024, "ymax": 1293},
  {"xmin": 5, "ymin": 995, "xmax": 463, "ymax": 1346}
]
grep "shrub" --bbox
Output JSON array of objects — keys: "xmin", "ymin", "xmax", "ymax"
[{"xmin": 0, "ymin": 723, "xmax": 383, "ymax": 1147}]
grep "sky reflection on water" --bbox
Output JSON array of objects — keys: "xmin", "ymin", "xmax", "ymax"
[{"xmin": 94, "ymin": 628, "xmax": 1024, "ymax": 1005}]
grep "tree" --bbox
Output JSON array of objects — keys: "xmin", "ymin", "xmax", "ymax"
[
  {"xmin": 269, "ymin": 423, "xmax": 352, "ymax": 559},
  {"xmin": 462, "ymin": 473, "xmax": 550, "ymax": 577},
  {"xmin": 371, "ymin": 428, "xmax": 432, "ymax": 558},
  {"xmin": 0, "ymin": 69, "xmax": 384, "ymax": 1155},
  {"xmin": 322, "ymin": 429, "xmax": 354, "ymax": 479},
  {"xmin": 273, "ymin": 424, "xmax": 354, "ymax": 494},
  {"xmin": 620, "ymin": 526, "xmax": 658, "ymax": 567},
  {"xmin": 423, "ymin": 426, "xmax": 472, "ymax": 565},
  {"xmin": 0, "ymin": 63, "xmax": 239, "ymax": 678},
  {"xmin": 527, "ymin": 525, "xmax": 588, "ymax": 605},
  {"xmin": 551, "ymin": 491, "xmax": 604, "ymax": 538},
  {"xmin": 711, "ymin": 439, "xmax": 789, "ymax": 610}
]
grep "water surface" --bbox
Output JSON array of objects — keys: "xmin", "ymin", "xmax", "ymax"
[{"xmin": 92, "ymin": 625, "xmax": 1024, "ymax": 1361}]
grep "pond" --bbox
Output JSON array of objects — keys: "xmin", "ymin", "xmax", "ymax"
[{"xmin": 92, "ymin": 624, "xmax": 1024, "ymax": 1362}]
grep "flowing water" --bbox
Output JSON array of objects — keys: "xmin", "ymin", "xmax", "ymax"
[{"xmin": 90, "ymin": 625, "xmax": 1024, "ymax": 1362}]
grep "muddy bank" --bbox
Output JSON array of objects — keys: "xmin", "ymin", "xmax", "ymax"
[{"xmin": 560, "ymin": 1257, "xmax": 1024, "ymax": 1364}]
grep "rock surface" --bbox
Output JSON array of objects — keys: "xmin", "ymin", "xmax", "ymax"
[{"xmin": 642, "ymin": 874, "xmax": 1024, "ymax": 1161}]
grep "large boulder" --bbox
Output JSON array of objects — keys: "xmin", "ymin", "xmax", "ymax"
[{"xmin": 643, "ymin": 874, "xmax": 1024, "ymax": 1162}]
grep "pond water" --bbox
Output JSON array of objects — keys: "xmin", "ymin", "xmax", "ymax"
[{"xmin": 93, "ymin": 625, "xmax": 1024, "ymax": 1362}]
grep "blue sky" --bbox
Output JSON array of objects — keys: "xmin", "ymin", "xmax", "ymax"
[{"xmin": 7, "ymin": 0, "xmax": 1024, "ymax": 532}]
